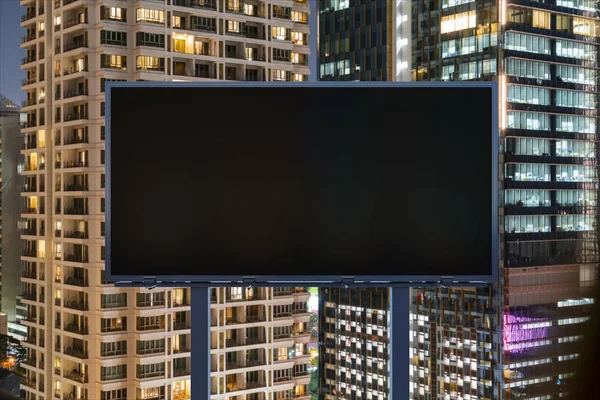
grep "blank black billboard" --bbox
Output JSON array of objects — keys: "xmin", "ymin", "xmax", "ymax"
[{"xmin": 106, "ymin": 83, "xmax": 497, "ymax": 284}]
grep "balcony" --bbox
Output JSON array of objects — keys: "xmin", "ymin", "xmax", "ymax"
[
  {"xmin": 64, "ymin": 207, "xmax": 88, "ymax": 215},
  {"xmin": 102, "ymin": 300, "xmax": 127, "ymax": 309},
  {"xmin": 64, "ymin": 347, "xmax": 88, "ymax": 359},
  {"xmin": 21, "ymin": 379, "xmax": 36, "ymax": 389},
  {"xmin": 63, "ymin": 112, "xmax": 88, "ymax": 122},
  {"xmin": 22, "ymin": 249, "xmax": 38, "ymax": 258},
  {"xmin": 22, "ymin": 207, "xmax": 38, "ymax": 214},
  {"xmin": 64, "ymin": 300, "xmax": 89, "ymax": 311},
  {"xmin": 63, "ymin": 135, "xmax": 88, "ymax": 145},
  {"xmin": 21, "ymin": 31, "xmax": 37, "ymax": 43},
  {"xmin": 173, "ymin": 347, "xmax": 190, "ymax": 354},
  {"xmin": 173, "ymin": 367, "xmax": 190, "ymax": 377},
  {"xmin": 63, "ymin": 17, "xmax": 87, "ymax": 29},
  {"xmin": 274, "ymin": 288, "xmax": 293, "ymax": 297},
  {"xmin": 64, "ymin": 230, "xmax": 88, "ymax": 239},
  {"xmin": 64, "ymin": 276, "xmax": 89, "ymax": 287},
  {"xmin": 23, "ymin": 269, "xmax": 37, "ymax": 279},
  {"xmin": 63, "ymin": 254, "xmax": 89, "ymax": 263},
  {"xmin": 64, "ymin": 184, "xmax": 89, "ymax": 192},
  {"xmin": 187, "ymin": 23, "xmax": 217, "ymax": 34},
  {"xmin": 63, "ymin": 41, "xmax": 87, "ymax": 52},
  {"xmin": 173, "ymin": 0, "xmax": 217, "ymax": 10},
  {"xmin": 64, "ymin": 88, "xmax": 88, "ymax": 99},
  {"xmin": 64, "ymin": 324, "xmax": 89, "ymax": 335},
  {"xmin": 63, "ymin": 370, "xmax": 88, "ymax": 384},
  {"xmin": 22, "ymin": 77, "xmax": 37, "ymax": 86},
  {"xmin": 173, "ymin": 321, "xmax": 191, "ymax": 330},
  {"xmin": 22, "ymin": 55, "xmax": 37, "ymax": 65},
  {"xmin": 21, "ymin": 12, "xmax": 36, "ymax": 22}
]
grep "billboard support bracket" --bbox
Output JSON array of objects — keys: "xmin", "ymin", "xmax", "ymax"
[
  {"xmin": 390, "ymin": 287, "xmax": 410, "ymax": 399},
  {"xmin": 191, "ymin": 287, "xmax": 210, "ymax": 399}
]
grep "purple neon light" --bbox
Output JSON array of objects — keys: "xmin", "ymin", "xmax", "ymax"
[{"xmin": 503, "ymin": 313, "xmax": 550, "ymax": 353}]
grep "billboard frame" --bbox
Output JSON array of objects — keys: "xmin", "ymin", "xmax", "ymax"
[{"xmin": 105, "ymin": 81, "xmax": 499, "ymax": 288}]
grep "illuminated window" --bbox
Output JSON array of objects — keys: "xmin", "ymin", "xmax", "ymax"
[
  {"xmin": 172, "ymin": 15, "xmax": 183, "ymax": 28},
  {"xmin": 100, "ymin": 54, "xmax": 127, "ymax": 70},
  {"xmin": 109, "ymin": 7, "xmax": 123, "ymax": 20},
  {"xmin": 573, "ymin": 17, "xmax": 599, "ymax": 37},
  {"xmin": 532, "ymin": 10, "xmax": 550, "ymax": 29},
  {"xmin": 136, "ymin": 56, "xmax": 164, "ymax": 71},
  {"xmin": 273, "ymin": 69, "xmax": 291, "ymax": 81},
  {"xmin": 440, "ymin": 11, "xmax": 476, "ymax": 34},
  {"xmin": 291, "ymin": 31, "xmax": 306, "ymax": 45},
  {"xmin": 136, "ymin": 8, "xmax": 165, "ymax": 24},
  {"xmin": 291, "ymin": 11, "xmax": 308, "ymax": 24},
  {"xmin": 227, "ymin": 20, "xmax": 241, "ymax": 33},
  {"xmin": 272, "ymin": 26, "xmax": 288, "ymax": 41}
]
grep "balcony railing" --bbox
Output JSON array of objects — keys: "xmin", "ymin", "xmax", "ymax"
[
  {"xmin": 64, "ymin": 347, "xmax": 88, "ymax": 359},
  {"xmin": 102, "ymin": 301, "xmax": 127, "ymax": 308},
  {"xmin": 63, "ymin": 41, "xmax": 87, "ymax": 52},
  {"xmin": 173, "ymin": 368, "xmax": 190, "ymax": 377},
  {"xmin": 63, "ymin": 370, "xmax": 88, "ymax": 384},
  {"xmin": 64, "ymin": 230, "xmax": 88, "ymax": 239},
  {"xmin": 64, "ymin": 88, "xmax": 88, "ymax": 99},
  {"xmin": 64, "ymin": 300, "xmax": 89, "ymax": 311},
  {"xmin": 64, "ymin": 184, "xmax": 89, "ymax": 192},
  {"xmin": 64, "ymin": 207, "xmax": 88, "ymax": 215},
  {"xmin": 63, "ymin": 254, "xmax": 89, "ymax": 263},
  {"xmin": 173, "ymin": 321, "xmax": 191, "ymax": 330},
  {"xmin": 64, "ymin": 324, "xmax": 89, "ymax": 335},
  {"xmin": 64, "ymin": 276, "xmax": 89, "ymax": 287},
  {"xmin": 63, "ymin": 18, "xmax": 87, "ymax": 29},
  {"xmin": 188, "ymin": 23, "xmax": 217, "ymax": 33},
  {"xmin": 22, "ymin": 207, "xmax": 38, "ymax": 214},
  {"xmin": 21, "ymin": 12, "xmax": 36, "ymax": 22},
  {"xmin": 22, "ymin": 249, "xmax": 38, "ymax": 258},
  {"xmin": 63, "ymin": 160, "xmax": 89, "ymax": 168},
  {"xmin": 23, "ymin": 269, "xmax": 37, "ymax": 279},
  {"xmin": 22, "ymin": 77, "xmax": 37, "ymax": 85},
  {"xmin": 173, "ymin": 0, "xmax": 216, "ymax": 10},
  {"xmin": 63, "ymin": 112, "xmax": 88, "ymax": 122},
  {"xmin": 64, "ymin": 135, "xmax": 88, "ymax": 145},
  {"xmin": 22, "ymin": 55, "xmax": 37, "ymax": 65}
]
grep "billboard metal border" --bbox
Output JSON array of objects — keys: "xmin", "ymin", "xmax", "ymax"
[{"xmin": 105, "ymin": 81, "xmax": 499, "ymax": 288}]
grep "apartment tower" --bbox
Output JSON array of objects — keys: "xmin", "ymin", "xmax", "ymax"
[
  {"xmin": 318, "ymin": 0, "xmax": 600, "ymax": 398},
  {"xmin": 317, "ymin": 287, "xmax": 390, "ymax": 400},
  {"xmin": 0, "ymin": 93, "xmax": 27, "ymax": 340},
  {"xmin": 19, "ymin": 0, "xmax": 311, "ymax": 399}
]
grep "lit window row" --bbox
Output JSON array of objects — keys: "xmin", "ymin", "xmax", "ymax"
[
  {"xmin": 558, "ymin": 298, "xmax": 594, "ymax": 307},
  {"xmin": 558, "ymin": 316, "xmax": 590, "ymax": 325},
  {"xmin": 505, "ymin": 189, "xmax": 596, "ymax": 207},
  {"xmin": 507, "ymin": 164, "xmax": 597, "ymax": 182}
]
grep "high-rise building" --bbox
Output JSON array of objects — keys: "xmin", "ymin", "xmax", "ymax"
[
  {"xmin": 0, "ymin": 93, "xmax": 27, "ymax": 341},
  {"xmin": 318, "ymin": 0, "xmax": 599, "ymax": 398},
  {"xmin": 317, "ymin": 287, "xmax": 390, "ymax": 400},
  {"xmin": 19, "ymin": 0, "xmax": 312, "ymax": 399}
]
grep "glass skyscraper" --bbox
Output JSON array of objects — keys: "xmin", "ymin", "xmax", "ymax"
[{"xmin": 318, "ymin": 0, "xmax": 599, "ymax": 398}]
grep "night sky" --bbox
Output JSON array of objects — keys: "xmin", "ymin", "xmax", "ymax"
[{"xmin": 0, "ymin": 0, "xmax": 25, "ymax": 104}]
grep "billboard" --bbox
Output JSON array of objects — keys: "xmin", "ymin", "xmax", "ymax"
[{"xmin": 106, "ymin": 82, "xmax": 498, "ymax": 286}]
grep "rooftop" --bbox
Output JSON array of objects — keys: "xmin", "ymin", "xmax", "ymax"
[{"xmin": 0, "ymin": 94, "xmax": 19, "ymax": 114}]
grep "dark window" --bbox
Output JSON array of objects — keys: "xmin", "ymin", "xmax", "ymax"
[
  {"xmin": 100, "ymin": 30, "xmax": 127, "ymax": 46},
  {"xmin": 136, "ymin": 32, "xmax": 165, "ymax": 48}
]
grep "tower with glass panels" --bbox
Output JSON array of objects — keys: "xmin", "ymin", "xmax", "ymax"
[{"xmin": 318, "ymin": 0, "xmax": 600, "ymax": 398}]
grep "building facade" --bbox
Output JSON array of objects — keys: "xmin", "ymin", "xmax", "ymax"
[
  {"xmin": 19, "ymin": 0, "xmax": 311, "ymax": 399},
  {"xmin": 318, "ymin": 0, "xmax": 599, "ymax": 398},
  {"xmin": 318, "ymin": 288, "xmax": 390, "ymax": 400},
  {"xmin": 0, "ymin": 93, "xmax": 27, "ymax": 341}
]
